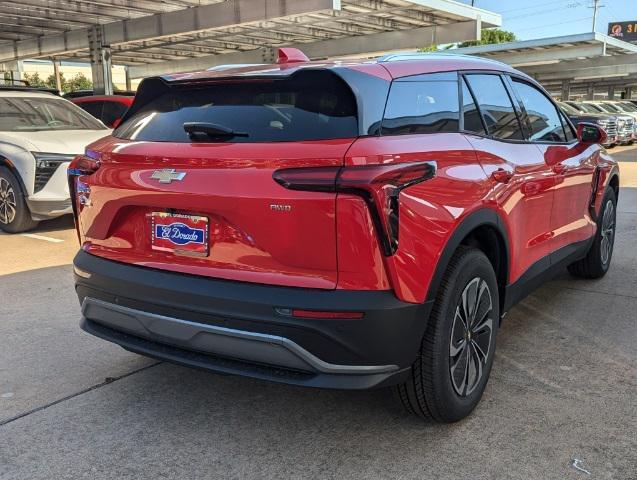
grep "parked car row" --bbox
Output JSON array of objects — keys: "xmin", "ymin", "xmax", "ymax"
[{"xmin": 558, "ymin": 100, "xmax": 637, "ymax": 148}]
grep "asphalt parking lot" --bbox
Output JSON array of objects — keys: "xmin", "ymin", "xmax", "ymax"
[{"xmin": 1, "ymin": 150, "xmax": 636, "ymax": 480}]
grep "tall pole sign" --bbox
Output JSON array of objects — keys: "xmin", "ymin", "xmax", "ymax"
[{"xmin": 608, "ymin": 21, "xmax": 637, "ymax": 42}]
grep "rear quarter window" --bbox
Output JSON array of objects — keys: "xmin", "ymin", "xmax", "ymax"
[
  {"xmin": 381, "ymin": 73, "xmax": 459, "ymax": 135},
  {"xmin": 115, "ymin": 70, "xmax": 358, "ymax": 143}
]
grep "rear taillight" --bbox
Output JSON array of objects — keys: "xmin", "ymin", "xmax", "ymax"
[
  {"xmin": 68, "ymin": 152, "xmax": 101, "ymax": 243},
  {"xmin": 273, "ymin": 161, "xmax": 436, "ymax": 255},
  {"xmin": 68, "ymin": 153, "xmax": 101, "ymax": 176}
]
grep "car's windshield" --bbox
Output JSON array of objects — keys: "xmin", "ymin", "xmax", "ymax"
[
  {"xmin": 0, "ymin": 96, "xmax": 106, "ymax": 132},
  {"xmin": 558, "ymin": 102, "xmax": 578, "ymax": 115},
  {"xmin": 578, "ymin": 103, "xmax": 605, "ymax": 114},
  {"xmin": 590, "ymin": 103, "xmax": 616, "ymax": 113},
  {"xmin": 599, "ymin": 103, "xmax": 621, "ymax": 113},
  {"xmin": 617, "ymin": 102, "xmax": 637, "ymax": 112}
]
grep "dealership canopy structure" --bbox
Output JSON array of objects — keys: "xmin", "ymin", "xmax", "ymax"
[
  {"xmin": 0, "ymin": 0, "xmax": 500, "ymax": 93},
  {"xmin": 449, "ymin": 32, "xmax": 637, "ymax": 100}
]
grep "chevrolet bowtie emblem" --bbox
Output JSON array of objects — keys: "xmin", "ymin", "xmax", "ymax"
[{"xmin": 150, "ymin": 169, "xmax": 186, "ymax": 184}]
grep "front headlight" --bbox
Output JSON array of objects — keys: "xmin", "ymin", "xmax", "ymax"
[
  {"xmin": 31, "ymin": 152, "xmax": 78, "ymax": 193},
  {"xmin": 32, "ymin": 152, "xmax": 77, "ymax": 169}
]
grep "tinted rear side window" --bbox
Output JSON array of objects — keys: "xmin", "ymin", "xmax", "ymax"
[
  {"xmin": 77, "ymin": 101, "xmax": 103, "ymax": 119},
  {"xmin": 102, "ymin": 101, "xmax": 129, "ymax": 127},
  {"xmin": 381, "ymin": 74, "xmax": 459, "ymax": 135},
  {"xmin": 511, "ymin": 79, "xmax": 567, "ymax": 143},
  {"xmin": 464, "ymin": 74, "xmax": 524, "ymax": 140},
  {"xmin": 115, "ymin": 71, "xmax": 358, "ymax": 143}
]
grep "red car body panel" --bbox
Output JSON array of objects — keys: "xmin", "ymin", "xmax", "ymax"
[
  {"xmin": 342, "ymin": 133, "xmax": 488, "ymax": 303},
  {"xmin": 536, "ymin": 142, "xmax": 598, "ymax": 251},
  {"xmin": 465, "ymin": 136, "xmax": 555, "ymax": 282},
  {"xmin": 78, "ymin": 136, "xmax": 356, "ymax": 289}
]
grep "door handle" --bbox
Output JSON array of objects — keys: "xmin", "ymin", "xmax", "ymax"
[
  {"xmin": 491, "ymin": 168, "xmax": 513, "ymax": 184},
  {"xmin": 552, "ymin": 163, "xmax": 567, "ymax": 174}
]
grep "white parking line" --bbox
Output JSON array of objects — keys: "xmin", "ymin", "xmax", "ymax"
[{"xmin": 20, "ymin": 233, "xmax": 64, "ymax": 243}]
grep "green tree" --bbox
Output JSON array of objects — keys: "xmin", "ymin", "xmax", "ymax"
[
  {"xmin": 45, "ymin": 72, "xmax": 66, "ymax": 91},
  {"xmin": 67, "ymin": 73, "xmax": 92, "ymax": 92},
  {"xmin": 459, "ymin": 28, "xmax": 516, "ymax": 48},
  {"xmin": 23, "ymin": 72, "xmax": 46, "ymax": 87},
  {"xmin": 418, "ymin": 44, "xmax": 439, "ymax": 53}
]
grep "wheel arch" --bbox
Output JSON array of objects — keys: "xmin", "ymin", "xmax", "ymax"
[
  {"xmin": 0, "ymin": 156, "xmax": 29, "ymax": 196},
  {"xmin": 608, "ymin": 171, "xmax": 619, "ymax": 201},
  {"xmin": 425, "ymin": 208, "xmax": 510, "ymax": 314}
]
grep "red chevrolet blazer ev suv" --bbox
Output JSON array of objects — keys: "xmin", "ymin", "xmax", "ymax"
[{"xmin": 70, "ymin": 50, "xmax": 619, "ymax": 422}]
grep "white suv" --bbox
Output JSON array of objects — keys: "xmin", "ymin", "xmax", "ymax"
[{"xmin": 0, "ymin": 87, "xmax": 110, "ymax": 232}]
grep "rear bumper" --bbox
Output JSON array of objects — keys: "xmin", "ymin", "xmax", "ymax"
[{"xmin": 73, "ymin": 250, "xmax": 432, "ymax": 389}]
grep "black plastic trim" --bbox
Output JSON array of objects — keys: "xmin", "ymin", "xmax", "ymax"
[
  {"xmin": 73, "ymin": 250, "xmax": 433, "ymax": 388},
  {"xmin": 503, "ymin": 237, "xmax": 593, "ymax": 312},
  {"xmin": 425, "ymin": 208, "xmax": 510, "ymax": 304},
  {"xmin": 81, "ymin": 317, "xmax": 410, "ymax": 390}
]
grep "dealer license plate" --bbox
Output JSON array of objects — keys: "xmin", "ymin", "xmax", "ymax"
[{"xmin": 150, "ymin": 212, "xmax": 209, "ymax": 257}]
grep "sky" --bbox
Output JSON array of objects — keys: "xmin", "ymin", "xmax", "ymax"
[{"xmin": 458, "ymin": 0, "xmax": 635, "ymax": 40}]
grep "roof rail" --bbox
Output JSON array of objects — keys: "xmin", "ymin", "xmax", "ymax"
[
  {"xmin": 0, "ymin": 85, "xmax": 60, "ymax": 95},
  {"xmin": 376, "ymin": 51, "xmax": 512, "ymax": 68},
  {"xmin": 206, "ymin": 64, "xmax": 264, "ymax": 71},
  {"xmin": 1, "ymin": 78, "xmax": 30, "ymax": 87}
]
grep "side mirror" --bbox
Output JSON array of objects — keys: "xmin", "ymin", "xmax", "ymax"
[
  {"xmin": 111, "ymin": 118, "xmax": 122, "ymax": 129},
  {"xmin": 577, "ymin": 122, "xmax": 607, "ymax": 145}
]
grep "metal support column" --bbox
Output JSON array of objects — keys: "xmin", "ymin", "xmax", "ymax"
[
  {"xmin": 52, "ymin": 59, "xmax": 62, "ymax": 92},
  {"xmin": 88, "ymin": 25, "xmax": 113, "ymax": 95},
  {"xmin": 586, "ymin": 84, "xmax": 595, "ymax": 100},
  {"xmin": 608, "ymin": 85, "xmax": 615, "ymax": 100},
  {"xmin": 561, "ymin": 79, "xmax": 571, "ymax": 101},
  {"xmin": 12, "ymin": 60, "xmax": 23, "ymax": 82},
  {"xmin": 625, "ymin": 86, "xmax": 633, "ymax": 100},
  {"xmin": 124, "ymin": 66, "xmax": 132, "ymax": 91}
]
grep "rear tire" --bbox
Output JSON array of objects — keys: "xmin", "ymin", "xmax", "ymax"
[
  {"xmin": 0, "ymin": 166, "xmax": 38, "ymax": 233},
  {"xmin": 395, "ymin": 246, "xmax": 499, "ymax": 423},
  {"xmin": 567, "ymin": 187, "xmax": 617, "ymax": 279}
]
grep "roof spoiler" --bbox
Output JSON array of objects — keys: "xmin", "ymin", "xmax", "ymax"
[{"xmin": 117, "ymin": 48, "xmax": 312, "ymax": 127}]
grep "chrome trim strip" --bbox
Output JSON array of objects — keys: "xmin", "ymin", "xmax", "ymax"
[{"xmin": 81, "ymin": 297, "xmax": 398, "ymax": 375}]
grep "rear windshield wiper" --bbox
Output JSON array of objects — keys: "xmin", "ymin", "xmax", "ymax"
[{"xmin": 183, "ymin": 122, "xmax": 249, "ymax": 140}]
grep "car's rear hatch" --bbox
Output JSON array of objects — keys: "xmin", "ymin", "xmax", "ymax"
[{"xmin": 74, "ymin": 69, "xmax": 361, "ymax": 289}]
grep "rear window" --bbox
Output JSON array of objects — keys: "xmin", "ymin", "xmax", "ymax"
[{"xmin": 115, "ymin": 71, "xmax": 358, "ymax": 143}]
